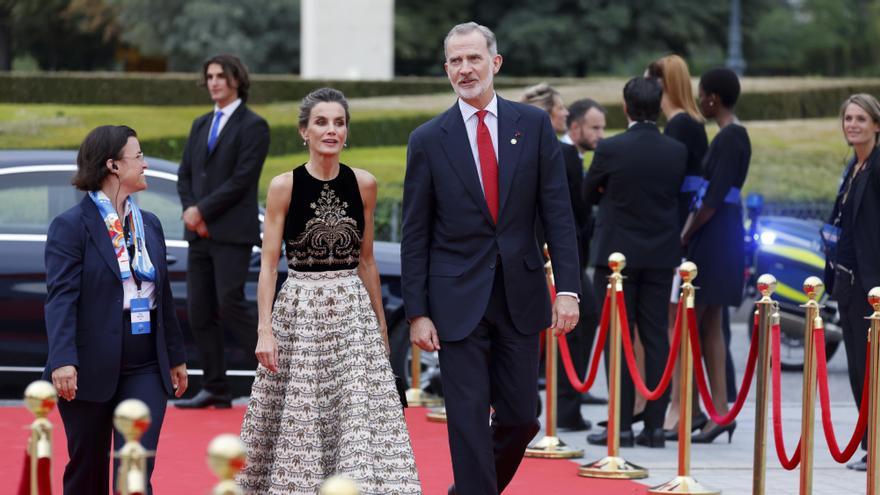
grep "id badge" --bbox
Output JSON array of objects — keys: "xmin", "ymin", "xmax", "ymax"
[{"xmin": 130, "ymin": 297, "xmax": 152, "ymax": 335}]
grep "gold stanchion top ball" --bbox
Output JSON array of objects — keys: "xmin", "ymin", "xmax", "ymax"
[
  {"xmin": 608, "ymin": 252, "xmax": 626, "ymax": 273},
  {"xmin": 113, "ymin": 399, "xmax": 151, "ymax": 442},
  {"xmin": 23, "ymin": 380, "xmax": 57, "ymax": 418},
  {"xmin": 803, "ymin": 276, "xmax": 824, "ymax": 300},
  {"xmin": 679, "ymin": 261, "xmax": 698, "ymax": 283},
  {"xmin": 757, "ymin": 274, "xmax": 777, "ymax": 297},
  {"xmin": 319, "ymin": 476, "xmax": 361, "ymax": 495},
  {"xmin": 869, "ymin": 287, "xmax": 880, "ymax": 311},
  {"xmin": 207, "ymin": 434, "xmax": 246, "ymax": 480}
]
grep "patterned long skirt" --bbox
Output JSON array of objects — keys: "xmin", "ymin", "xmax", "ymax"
[{"xmin": 238, "ymin": 269, "xmax": 422, "ymax": 494}]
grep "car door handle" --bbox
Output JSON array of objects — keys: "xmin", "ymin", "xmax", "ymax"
[{"xmin": 166, "ymin": 254, "xmax": 178, "ymax": 265}]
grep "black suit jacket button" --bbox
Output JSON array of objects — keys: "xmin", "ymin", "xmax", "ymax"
[{"xmin": 489, "ymin": 262, "xmax": 496, "ymax": 270}]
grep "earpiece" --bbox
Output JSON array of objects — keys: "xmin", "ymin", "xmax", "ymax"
[{"xmin": 111, "ymin": 162, "xmax": 119, "ymax": 170}]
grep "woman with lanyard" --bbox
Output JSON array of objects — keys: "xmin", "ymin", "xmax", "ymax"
[
  {"xmin": 822, "ymin": 94, "xmax": 880, "ymax": 471},
  {"xmin": 680, "ymin": 67, "xmax": 750, "ymax": 444},
  {"xmin": 44, "ymin": 125, "xmax": 188, "ymax": 493}
]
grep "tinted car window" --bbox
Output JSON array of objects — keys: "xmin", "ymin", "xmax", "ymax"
[
  {"xmin": 135, "ymin": 175, "xmax": 184, "ymax": 241},
  {"xmin": 0, "ymin": 170, "xmax": 79, "ymax": 235}
]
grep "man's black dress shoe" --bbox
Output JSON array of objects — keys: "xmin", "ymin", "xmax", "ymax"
[
  {"xmin": 557, "ymin": 417, "xmax": 592, "ymax": 431},
  {"xmin": 587, "ymin": 429, "xmax": 634, "ymax": 447},
  {"xmin": 174, "ymin": 389, "xmax": 232, "ymax": 409},
  {"xmin": 597, "ymin": 411, "xmax": 643, "ymax": 429},
  {"xmin": 635, "ymin": 428, "xmax": 666, "ymax": 448},
  {"xmin": 846, "ymin": 454, "xmax": 867, "ymax": 471},
  {"xmin": 581, "ymin": 392, "xmax": 608, "ymax": 405}
]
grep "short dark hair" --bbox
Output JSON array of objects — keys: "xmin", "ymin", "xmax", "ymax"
[
  {"xmin": 566, "ymin": 98, "xmax": 606, "ymax": 129},
  {"xmin": 700, "ymin": 67, "xmax": 741, "ymax": 108},
  {"xmin": 201, "ymin": 54, "xmax": 251, "ymax": 103},
  {"xmin": 71, "ymin": 125, "xmax": 137, "ymax": 192},
  {"xmin": 623, "ymin": 77, "xmax": 662, "ymax": 122},
  {"xmin": 298, "ymin": 87, "xmax": 351, "ymax": 129}
]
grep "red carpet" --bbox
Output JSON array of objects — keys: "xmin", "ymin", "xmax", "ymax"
[{"xmin": 1, "ymin": 405, "xmax": 646, "ymax": 494}]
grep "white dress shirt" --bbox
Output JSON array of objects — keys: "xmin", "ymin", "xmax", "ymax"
[
  {"xmin": 208, "ymin": 98, "xmax": 243, "ymax": 144},
  {"xmin": 457, "ymin": 94, "xmax": 499, "ymax": 193},
  {"xmin": 456, "ymin": 94, "xmax": 579, "ymax": 302}
]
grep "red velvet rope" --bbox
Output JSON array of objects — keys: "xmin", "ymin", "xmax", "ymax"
[
  {"xmin": 617, "ymin": 291, "xmax": 681, "ymax": 400},
  {"xmin": 815, "ymin": 324, "xmax": 871, "ymax": 463},
  {"xmin": 558, "ymin": 288, "xmax": 611, "ymax": 393},
  {"xmin": 771, "ymin": 322, "xmax": 802, "ymax": 470},
  {"xmin": 689, "ymin": 307, "xmax": 760, "ymax": 426}
]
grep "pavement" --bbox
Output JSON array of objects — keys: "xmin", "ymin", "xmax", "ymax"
[{"xmin": 541, "ymin": 307, "xmax": 870, "ymax": 495}]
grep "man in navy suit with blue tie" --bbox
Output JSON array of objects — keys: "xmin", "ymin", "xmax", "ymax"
[
  {"xmin": 176, "ymin": 54, "xmax": 269, "ymax": 408},
  {"xmin": 401, "ymin": 22, "xmax": 581, "ymax": 495}
]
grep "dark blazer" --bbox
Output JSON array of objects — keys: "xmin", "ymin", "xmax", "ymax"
[
  {"xmin": 177, "ymin": 103, "xmax": 270, "ymax": 245},
  {"xmin": 401, "ymin": 96, "xmax": 581, "ymax": 341},
  {"xmin": 583, "ymin": 122, "xmax": 687, "ymax": 269},
  {"xmin": 561, "ymin": 141, "xmax": 589, "ymax": 239},
  {"xmin": 825, "ymin": 147, "xmax": 880, "ymax": 295},
  {"xmin": 42, "ymin": 196, "xmax": 187, "ymax": 402}
]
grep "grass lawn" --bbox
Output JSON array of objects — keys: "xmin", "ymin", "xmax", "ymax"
[
  {"xmin": 258, "ymin": 118, "xmax": 850, "ymax": 203},
  {"xmin": 0, "ymin": 103, "xmax": 429, "ymax": 150}
]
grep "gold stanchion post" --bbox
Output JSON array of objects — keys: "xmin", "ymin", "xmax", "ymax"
[
  {"xmin": 24, "ymin": 380, "xmax": 57, "ymax": 495},
  {"xmin": 649, "ymin": 261, "xmax": 718, "ymax": 494},
  {"xmin": 867, "ymin": 287, "xmax": 880, "ymax": 495},
  {"xmin": 525, "ymin": 280, "xmax": 584, "ymax": 457},
  {"xmin": 113, "ymin": 399, "xmax": 153, "ymax": 495},
  {"xmin": 752, "ymin": 274, "xmax": 776, "ymax": 495},
  {"xmin": 207, "ymin": 434, "xmax": 246, "ymax": 495},
  {"xmin": 798, "ymin": 277, "xmax": 823, "ymax": 494},
  {"xmin": 579, "ymin": 253, "xmax": 648, "ymax": 479},
  {"xmin": 405, "ymin": 344, "xmax": 442, "ymax": 407}
]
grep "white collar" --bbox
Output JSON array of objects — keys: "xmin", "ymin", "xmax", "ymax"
[
  {"xmin": 458, "ymin": 93, "xmax": 498, "ymax": 121},
  {"xmin": 213, "ymin": 98, "xmax": 242, "ymax": 116}
]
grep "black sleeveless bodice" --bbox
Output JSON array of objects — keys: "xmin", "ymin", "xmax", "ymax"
[{"xmin": 284, "ymin": 164, "xmax": 364, "ymax": 271}]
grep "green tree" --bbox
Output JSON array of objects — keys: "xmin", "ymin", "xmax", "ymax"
[{"xmin": 110, "ymin": 0, "xmax": 299, "ymax": 73}]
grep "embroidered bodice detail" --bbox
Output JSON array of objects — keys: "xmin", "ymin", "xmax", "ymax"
[{"xmin": 284, "ymin": 164, "xmax": 364, "ymax": 271}]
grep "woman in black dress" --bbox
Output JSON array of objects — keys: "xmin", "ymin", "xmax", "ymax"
[
  {"xmin": 681, "ymin": 68, "xmax": 750, "ymax": 443},
  {"xmin": 646, "ymin": 55, "xmax": 709, "ymax": 438},
  {"xmin": 238, "ymin": 88, "xmax": 421, "ymax": 494},
  {"xmin": 822, "ymin": 94, "xmax": 880, "ymax": 471}
]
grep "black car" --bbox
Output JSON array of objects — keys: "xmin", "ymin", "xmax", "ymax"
[{"xmin": 0, "ymin": 150, "xmax": 438, "ymax": 398}]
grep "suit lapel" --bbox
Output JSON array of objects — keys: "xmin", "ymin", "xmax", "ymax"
[
  {"xmin": 496, "ymin": 97, "xmax": 523, "ymax": 219},
  {"xmin": 439, "ymin": 104, "xmax": 494, "ymax": 224},
  {"xmin": 81, "ymin": 196, "xmax": 122, "ymax": 279},
  {"xmin": 852, "ymin": 147, "xmax": 879, "ymax": 220}
]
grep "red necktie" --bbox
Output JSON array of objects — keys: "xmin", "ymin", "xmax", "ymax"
[{"xmin": 476, "ymin": 109, "xmax": 499, "ymax": 222}]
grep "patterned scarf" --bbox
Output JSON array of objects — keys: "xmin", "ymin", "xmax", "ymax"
[{"xmin": 88, "ymin": 191, "xmax": 156, "ymax": 282}]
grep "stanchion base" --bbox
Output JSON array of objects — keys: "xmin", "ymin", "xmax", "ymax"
[
  {"xmin": 405, "ymin": 389, "xmax": 443, "ymax": 407},
  {"xmin": 578, "ymin": 456, "xmax": 648, "ymax": 479},
  {"xmin": 425, "ymin": 407, "xmax": 447, "ymax": 423},
  {"xmin": 647, "ymin": 475, "xmax": 720, "ymax": 494},
  {"xmin": 524, "ymin": 436, "xmax": 584, "ymax": 459}
]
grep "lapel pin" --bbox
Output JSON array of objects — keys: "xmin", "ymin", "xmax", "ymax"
[{"xmin": 510, "ymin": 138, "xmax": 517, "ymax": 145}]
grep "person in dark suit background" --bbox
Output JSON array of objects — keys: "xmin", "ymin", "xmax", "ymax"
[
  {"xmin": 45, "ymin": 125, "xmax": 188, "ymax": 493},
  {"xmin": 401, "ymin": 22, "xmax": 581, "ymax": 495},
  {"xmin": 583, "ymin": 76, "xmax": 686, "ymax": 449},
  {"xmin": 175, "ymin": 54, "xmax": 270, "ymax": 409},
  {"xmin": 822, "ymin": 93, "xmax": 880, "ymax": 471},
  {"xmin": 520, "ymin": 83, "xmax": 595, "ymax": 431}
]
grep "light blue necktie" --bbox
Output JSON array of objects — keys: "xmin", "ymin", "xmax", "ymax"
[{"xmin": 207, "ymin": 110, "xmax": 223, "ymax": 153}]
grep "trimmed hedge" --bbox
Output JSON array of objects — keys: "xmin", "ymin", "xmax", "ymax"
[{"xmin": 0, "ymin": 72, "xmax": 527, "ymax": 105}]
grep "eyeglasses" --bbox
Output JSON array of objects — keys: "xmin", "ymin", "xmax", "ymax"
[{"xmin": 118, "ymin": 152, "xmax": 145, "ymax": 163}]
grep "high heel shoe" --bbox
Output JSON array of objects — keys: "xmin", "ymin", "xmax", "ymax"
[
  {"xmin": 691, "ymin": 420, "xmax": 736, "ymax": 444},
  {"xmin": 663, "ymin": 411, "xmax": 708, "ymax": 440}
]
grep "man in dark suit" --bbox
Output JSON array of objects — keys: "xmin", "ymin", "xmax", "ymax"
[
  {"xmin": 401, "ymin": 22, "xmax": 581, "ymax": 495},
  {"xmin": 175, "ymin": 54, "xmax": 269, "ymax": 408},
  {"xmin": 583, "ymin": 76, "xmax": 686, "ymax": 448}
]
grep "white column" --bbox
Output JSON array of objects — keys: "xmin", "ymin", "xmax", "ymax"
[{"xmin": 301, "ymin": 0, "xmax": 394, "ymax": 80}]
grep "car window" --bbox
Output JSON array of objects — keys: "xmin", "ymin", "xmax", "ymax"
[
  {"xmin": 134, "ymin": 176, "xmax": 184, "ymax": 240},
  {"xmin": 0, "ymin": 171, "xmax": 78, "ymax": 235}
]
